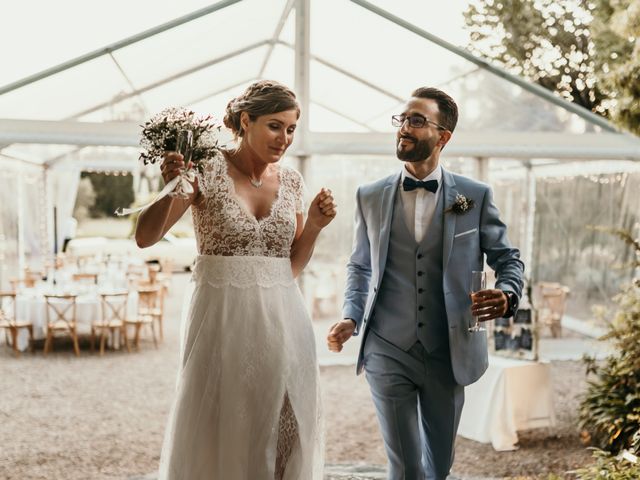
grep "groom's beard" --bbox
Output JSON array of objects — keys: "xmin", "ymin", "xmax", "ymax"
[{"xmin": 396, "ymin": 135, "xmax": 433, "ymax": 162}]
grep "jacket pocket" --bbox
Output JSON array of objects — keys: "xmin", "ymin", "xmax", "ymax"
[{"xmin": 454, "ymin": 227, "xmax": 478, "ymax": 240}]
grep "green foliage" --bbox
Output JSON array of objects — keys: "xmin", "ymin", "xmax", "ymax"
[
  {"xmin": 139, "ymin": 107, "xmax": 220, "ymax": 174},
  {"xmin": 72, "ymin": 177, "xmax": 96, "ymax": 221},
  {"xmin": 579, "ymin": 229, "xmax": 640, "ymax": 455},
  {"xmin": 572, "ymin": 448, "xmax": 640, "ymax": 479},
  {"xmin": 464, "ymin": 0, "xmax": 640, "ymax": 134},
  {"xmin": 82, "ymin": 172, "xmax": 134, "ymax": 218},
  {"xmin": 591, "ymin": 0, "xmax": 640, "ymax": 135},
  {"xmin": 464, "ymin": 0, "xmax": 604, "ymax": 112}
]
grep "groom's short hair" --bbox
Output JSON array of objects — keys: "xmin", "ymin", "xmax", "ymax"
[{"xmin": 411, "ymin": 87, "xmax": 458, "ymax": 133}]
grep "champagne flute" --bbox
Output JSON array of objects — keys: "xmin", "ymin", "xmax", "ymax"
[
  {"xmin": 469, "ymin": 270, "xmax": 487, "ymax": 332},
  {"xmin": 175, "ymin": 130, "xmax": 193, "ymax": 167}
]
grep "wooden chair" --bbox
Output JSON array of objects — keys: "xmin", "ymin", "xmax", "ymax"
[
  {"xmin": 535, "ymin": 282, "xmax": 570, "ymax": 338},
  {"xmin": 159, "ymin": 259, "xmax": 174, "ymax": 277},
  {"xmin": 125, "ymin": 286, "xmax": 162, "ymax": 349},
  {"xmin": 0, "ymin": 291, "xmax": 34, "ymax": 357},
  {"xmin": 126, "ymin": 264, "xmax": 147, "ymax": 290},
  {"xmin": 10, "ymin": 267, "xmax": 44, "ymax": 290},
  {"xmin": 44, "ymin": 294, "xmax": 80, "ymax": 356},
  {"xmin": 72, "ymin": 272, "xmax": 98, "ymax": 285},
  {"xmin": 91, "ymin": 292, "xmax": 130, "ymax": 355},
  {"xmin": 137, "ymin": 271, "xmax": 167, "ymax": 342},
  {"xmin": 10, "ymin": 277, "xmax": 36, "ymax": 290}
]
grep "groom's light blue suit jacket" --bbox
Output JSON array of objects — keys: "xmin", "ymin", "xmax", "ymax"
[{"xmin": 343, "ymin": 167, "xmax": 524, "ymax": 386}]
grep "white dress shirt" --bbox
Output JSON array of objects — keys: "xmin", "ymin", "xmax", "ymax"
[{"xmin": 399, "ymin": 165, "xmax": 443, "ymax": 243}]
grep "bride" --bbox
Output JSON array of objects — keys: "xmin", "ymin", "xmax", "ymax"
[{"xmin": 135, "ymin": 80, "xmax": 336, "ymax": 479}]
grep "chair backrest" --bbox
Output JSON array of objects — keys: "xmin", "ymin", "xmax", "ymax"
[
  {"xmin": 10, "ymin": 277, "xmax": 36, "ymax": 290},
  {"xmin": 44, "ymin": 294, "xmax": 78, "ymax": 328},
  {"xmin": 147, "ymin": 264, "xmax": 161, "ymax": 283},
  {"xmin": 72, "ymin": 273, "xmax": 98, "ymax": 285},
  {"xmin": 100, "ymin": 292, "xmax": 129, "ymax": 325},
  {"xmin": 536, "ymin": 282, "xmax": 570, "ymax": 317},
  {"xmin": 0, "ymin": 292, "xmax": 16, "ymax": 323},
  {"xmin": 137, "ymin": 286, "xmax": 163, "ymax": 313},
  {"xmin": 159, "ymin": 259, "xmax": 174, "ymax": 277}
]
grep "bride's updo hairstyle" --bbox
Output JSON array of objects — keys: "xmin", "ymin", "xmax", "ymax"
[{"xmin": 224, "ymin": 80, "xmax": 300, "ymax": 139}]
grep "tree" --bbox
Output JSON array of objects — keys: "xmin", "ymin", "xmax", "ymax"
[
  {"xmin": 464, "ymin": 0, "xmax": 640, "ymax": 133},
  {"xmin": 591, "ymin": 0, "xmax": 640, "ymax": 135},
  {"xmin": 82, "ymin": 172, "xmax": 134, "ymax": 218},
  {"xmin": 73, "ymin": 177, "xmax": 96, "ymax": 221}
]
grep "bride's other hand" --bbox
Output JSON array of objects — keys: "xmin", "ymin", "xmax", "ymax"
[
  {"xmin": 161, "ymin": 152, "xmax": 185, "ymax": 184},
  {"xmin": 307, "ymin": 188, "xmax": 337, "ymax": 230}
]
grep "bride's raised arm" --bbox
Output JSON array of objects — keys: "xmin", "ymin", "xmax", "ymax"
[{"xmin": 135, "ymin": 152, "xmax": 199, "ymax": 248}]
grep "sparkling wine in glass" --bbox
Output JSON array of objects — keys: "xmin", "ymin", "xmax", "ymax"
[
  {"xmin": 175, "ymin": 130, "xmax": 193, "ymax": 167},
  {"xmin": 469, "ymin": 270, "xmax": 487, "ymax": 332}
]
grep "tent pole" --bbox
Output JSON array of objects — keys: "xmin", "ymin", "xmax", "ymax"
[{"xmin": 294, "ymin": 0, "xmax": 311, "ymax": 298}]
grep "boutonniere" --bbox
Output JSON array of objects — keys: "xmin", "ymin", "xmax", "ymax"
[{"xmin": 445, "ymin": 194, "xmax": 475, "ymax": 215}]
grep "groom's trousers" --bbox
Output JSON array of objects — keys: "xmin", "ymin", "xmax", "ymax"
[{"xmin": 364, "ymin": 331, "xmax": 464, "ymax": 480}]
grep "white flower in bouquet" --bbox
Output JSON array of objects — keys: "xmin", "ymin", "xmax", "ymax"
[
  {"xmin": 139, "ymin": 107, "xmax": 221, "ymax": 177},
  {"xmin": 115, "ymin": 108, "xmax": 221, "ymax": 215}
]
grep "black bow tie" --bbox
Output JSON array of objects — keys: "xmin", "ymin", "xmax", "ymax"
[{"xmin": 402, "ymin": 177, "xmax": 438, "ymax": 193}]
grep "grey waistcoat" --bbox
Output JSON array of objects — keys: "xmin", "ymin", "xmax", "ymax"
[{"xmin": 369, "ymin": 188, "xmax": 448, "ymax": 352}]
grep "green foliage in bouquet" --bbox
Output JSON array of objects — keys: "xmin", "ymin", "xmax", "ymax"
[
  {"xmin": 579, "ymin": 228, "xmax": 640, "ymax": 455},
  {"xmin": 139, "ymin": 107, "xmax": 221, "ymax": 175}
]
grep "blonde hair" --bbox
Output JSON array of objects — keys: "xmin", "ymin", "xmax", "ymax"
[{"xmin": 223, "ymin": 80, "xmax": 300, "ymax": 139}]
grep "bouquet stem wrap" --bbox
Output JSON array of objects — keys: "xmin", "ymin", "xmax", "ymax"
[{"xmin": 115, "ymin": 169, "xmax": 196, "ymax": 216}]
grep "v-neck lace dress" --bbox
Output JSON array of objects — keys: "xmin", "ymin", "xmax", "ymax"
[{"xmin": 158, "ymin": 153, "xmax": 323, "ymax": 480}]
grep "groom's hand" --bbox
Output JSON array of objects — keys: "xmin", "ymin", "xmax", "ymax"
[
  {"xmin": 327, "ymin": 319, "xmax": 356, "ymax": 352},
  {"xmin": 470, "ymin": 289, "xmax": 508, "ymax": 321}
]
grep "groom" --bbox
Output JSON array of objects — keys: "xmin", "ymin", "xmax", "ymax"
[{"xmin": 327, "ymin": 87, "xmax": 524, "ymax": 480}]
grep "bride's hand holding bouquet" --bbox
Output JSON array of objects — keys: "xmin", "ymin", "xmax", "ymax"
[{"xmin": 116, "ymin": 107, "xmax": 220, "ymax": 215}]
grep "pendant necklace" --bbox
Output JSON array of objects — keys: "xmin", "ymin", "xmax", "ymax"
[{"xmin": 231, "ymin": 156, "xmax": 264, "ymax": 188}]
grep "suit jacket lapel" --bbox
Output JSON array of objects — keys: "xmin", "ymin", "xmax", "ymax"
[
  {"xmin": 378, "ymin": 172, "xmax": 400, "ymax": 276},
  {"xmin": 442, "ymin": 168, "xmax": 458, "ymax": 270}
]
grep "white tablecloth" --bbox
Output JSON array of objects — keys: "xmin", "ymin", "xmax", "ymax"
[
  {"xmin": 14, "ymin": 289, "xmax": 137, "ymax": 351},
  {"xmin": 458, "ymin": 355, "xmax": 556, "ymax": 451}
]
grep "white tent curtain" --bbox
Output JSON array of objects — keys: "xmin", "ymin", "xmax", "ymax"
[
  {"xmin": 0, "ymin": 158, "xmax": 46, "ymax": 287},
  {"xmin": 47, "ymin": 159, "xmax": 81, "ymax": 255}
]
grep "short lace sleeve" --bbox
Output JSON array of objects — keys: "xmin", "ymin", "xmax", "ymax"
[
  {"xmin": 283, "ymin": 167, "xmax": 306, "ymax": 214},
  {"xmin": 195, "ymin": 153, "xmax": 222, "ymax": 198}
]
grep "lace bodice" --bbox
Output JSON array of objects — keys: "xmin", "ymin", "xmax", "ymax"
[{"xmin": 192, "ymin": 152, "xmax": 305, "ymax": 258}]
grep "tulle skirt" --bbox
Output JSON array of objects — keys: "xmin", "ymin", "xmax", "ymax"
[{"xmin": 158, "ymin": 255, "xmax": 323, "ymax": 479}]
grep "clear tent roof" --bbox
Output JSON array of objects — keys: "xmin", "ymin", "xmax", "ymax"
[{"xmin": 1, "ymin": 0, "xmax": 639, "ymax": 166}]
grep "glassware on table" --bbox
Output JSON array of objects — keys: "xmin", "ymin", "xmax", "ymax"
[{"xmin": 469, "ymin": 270, "xmax": 487, "ymax": 332}]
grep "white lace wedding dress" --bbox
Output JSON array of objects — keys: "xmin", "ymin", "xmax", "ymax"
[{"xmin": 158, "ymin": 153, "xmax": 323, "ymax": 479}]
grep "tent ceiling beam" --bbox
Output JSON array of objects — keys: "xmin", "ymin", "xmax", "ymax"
[
  {"xmin": 278, "ymin": 40, "xmax": 404, "ymax": 103},
  {"xmin": 349, "ymin": 0, "xmax": 621, "ymax": 134},
  {"xmin": 258, "ymin": 0, "xmax": 296, "ymax": 78},
  {"xmin": 0, "ymin": 0, "xmax": 244, "ymax": 97},
  {"xmin": 3, "ymin": 119, "xmax": 638, "ymax": 160},
  {"xmin": 69, "ymin": 40, "xmax": 269, "ymax": 120},
  {"xmin": 185, "ymin": 77, "xmax": 257, "ymax": 107},
  {"xmin": 312, "ymin": 101, "xmax": 378, "ymax": 132},
  {"xmin": 107, "ymin": 52, "xmax": 150, "ymax": 116},
  {"xmin": 307, "ymin": 132, "xmax": 640, "ymax": 160}
]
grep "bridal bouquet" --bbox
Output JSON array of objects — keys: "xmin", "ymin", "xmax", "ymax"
[{"xmin": 116, "ymin": 107, "xmax": 221, "ymax": 215}]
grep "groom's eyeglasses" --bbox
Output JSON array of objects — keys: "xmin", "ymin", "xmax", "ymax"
[{"xmin": 391, "ymin": 114, "xmax": 447, "ymax": 131}]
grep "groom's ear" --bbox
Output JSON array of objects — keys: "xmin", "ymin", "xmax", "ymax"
[{"xmin": 437, "ymin": 130, "xmax": 452, "ymax": 149}]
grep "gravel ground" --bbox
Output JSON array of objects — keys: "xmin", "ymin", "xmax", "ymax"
[{"xmin": 0, "ymin": 273, "xmax": 595, "ymax": 480}]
